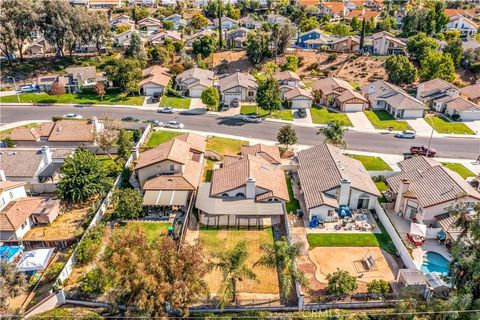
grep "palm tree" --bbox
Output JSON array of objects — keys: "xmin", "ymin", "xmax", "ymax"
[
  {"xmin": 256, "ymin": 236, "xmax": 307, "ymax": 299},
  {"xmin": 320, "ymin": 120, "xmax": 347, "ymax": 147},
  {"xmin": 214, "ymin": 241, "xmax": 256, "ymax": 308}
]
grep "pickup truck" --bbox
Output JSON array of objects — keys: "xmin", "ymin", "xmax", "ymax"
[{"xmin": 410, "ymin": 146, "xmax": 437, "ymax": 157}]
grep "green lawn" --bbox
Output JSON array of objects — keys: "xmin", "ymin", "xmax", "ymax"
[
  {"xmin": 240, "ymin": 105, "xmax": 293, "ymax": 121},
  {"xmin": 160, "ymin": 96, "xmax": 191, "ymax": 109},
  {"xmin": 206, "ymin": 136, "xmax": 248, "ymax": 156},
  {"xmin": 442, "ymin": 162, "xmax": 476, "ymax": 179},
  {"xmin": 126, "ymin": 222, "xmax": 170, "ymax": 244},
  {"xmin": 145, "ymin": 130, "xmax": 182, "ymax": 147},
  {"xmin": 203, "ymin": 159, "xmax": 216, "ymax": 182},
  {"xmin": 286, "ymin": 175, "xmax": 300, "ymax": 214},
  {"xmin": 375, "ymin": 181, "xmax": 388, "ymax": 193},
  {"xmin": 310, "ymin": 106, "xmax": 352, "ymax": 126},
  {"xmin": 0, "ymin": 92, "xmax": 145, "ymax": 105},
  {"xmin": 349, "ymin": 154, "xmax": 392, "ymax": 171},
  {"xmin": 364, "ymin": 110, "xmax": 411, "ymax": 131},
  {"xmin": 425, "ymin": 116, "xmax": 474, "ymax": 135}
]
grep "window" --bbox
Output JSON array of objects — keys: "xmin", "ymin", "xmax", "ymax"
[
  {"xmin": 248, "ymin": 91, "xmax": 254, "ymax": 97},
  {"xmin": 328, "ymin": 210, "xmax": 334, "ymax": 216},
  {"xmin": 170, "ymin": 164, "xmax": 175, "ymax": 171},
  {"xmin": 235, "ymin": 192, "xmax": 245, "ymax": 198},
  {"xmin": 221, "ymin": 193, "xmax": 229, "ymax": 198},
  {"xmin": 9, "ymin": 192, "xmax": 13, "ymax": 199}
]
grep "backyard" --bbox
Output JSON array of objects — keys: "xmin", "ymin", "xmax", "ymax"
[
  {"xmin": 286, "ymin": 175, "xmax": 300, "ymax": 214},
  {"xmin": 348, "ymin": 154, "xmax": 392, "ymax": 171},
  {"xmin": 0, "ymin": 92, "xmax": 145, "ymax": 106},
  {"xmin": 442, "ymin": 162, "xmax": 476, "ymax": 179},
  {"xmin": 310, "ymin": 106, "xmax": 352, "ymax": 126},
  {"xmin": 240, "ymin": 105, "xmax": 293, "ymax": 121},
  {"xmin": 125, "ymin": 221, "xmax": 171, "ymax": 244},
  {"xmin": 364, "ymin": 110, "xmax": 411, "ymax": 131},
  {"xmin": 145, "ymin": 130, "xmax": 182, "ymax": 148},
  {"xmin": 425, "ymin": 116, "xmax": 474, "ymax": 135},
  {"xmin": 202, "ymin": 159, "xmax": 217, "ymax": 182},
  {"xmin": 160, "ymin": 96, "xmax": 191, "ymax": 109},
  {"xmin": 206, "ymin": 136, "xmax": 248, "ymax": 156}
]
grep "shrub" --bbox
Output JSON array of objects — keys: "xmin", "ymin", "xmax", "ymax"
[
  {"xmin": 367, "ymin": 279, "xmax": 390, "ymax": 294},
  {"xmin": 76, "ymin": 225, "xmax": 104, "ymax": 264},
  {"xmin": 79, "ymin": 268, "xmax": 107, "ymax": 296},
  {"xmin": 3, "ymin": 137, "xmax": 15, "ymax": 147},
  {"xmin": 328, "ymin": 53, "xmax": 338, "ymax": 61},
  {"xmin": 44, "ymin": 262, "xmax": 65, "ymax": 282},
  {"xmin": 132, "ymin": 129, "xmax": 141, "ymax": 143}
]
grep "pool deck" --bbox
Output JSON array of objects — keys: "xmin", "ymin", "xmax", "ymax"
[{"xmin": 412, "ymin": 240, "xmax": 452, "ymax": 270}]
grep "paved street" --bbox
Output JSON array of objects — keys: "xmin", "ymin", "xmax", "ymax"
[{"xmin": 1, "ymin": 104, "xmax": 479, "ymax": 159}]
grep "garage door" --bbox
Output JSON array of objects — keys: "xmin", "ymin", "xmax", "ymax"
[
  {"xmin": 460, "ymin": 111, "xmax": 480, "ymax": 121},
  {"xmin": 223, "ymin": 93, "xmax": 242, "ymax": 105},
  {"xmin": 144, "ymin": 86, "xmax": 162, "ymax": 96},
  {"xmin": 344, "ymin": 103, "xmax": 364, "ymax": 112},
  {"xmin": 189, "ymin": 88, "xmax": 203, "ymax": 98}
]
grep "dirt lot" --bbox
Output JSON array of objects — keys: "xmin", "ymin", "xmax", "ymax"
[
  {"xmin": 336, "ymin": 56, "xmax": 387, "ymax": 86},
  {"xmin": 212, "ymin": 50, "xmax": 253, "ymax": 73}
]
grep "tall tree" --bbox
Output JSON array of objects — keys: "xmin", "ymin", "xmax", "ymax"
[
  {"xmin": 40, "ymin": 0, "xmax": 75, "ymax": 57},
  {"xmin": 0, "ymin": 260, "xmax": 27, "ymax": 311},
  {"xmin": 192, "ymin": 35, "xmax": 217, "ymax": 59},
  {"xmin": 95, "ymin": 128, "xmax": 117, "ymax": 160},
  {"xmin": 215, "ymin": 241, "xmax": 256, "ymax": 308},
  {"xmin": 277, "ymin": 125, "xmax": 297, "ymax": 149},
  {"xmin": 126, "ymin": 32, "xmax": 146, "ymax": 60},
  {"xmin": 256, "ymin": 77, "xmax": 282, "ymax": 114},
  {"xmin": 406, "ymin": 32, "xmax": 439, "ymax": 60},
  {"xmin": 116, "ymin": 129, "xmax": 132, "ymax": 162},
  {"xmin": 326, "ymin": 269, "xmax": 358, "ymax": 295},
  {"xmin": 359, "ymin": 18, "xmax": 366, "ymax": 52},
  {"xmin": 201, "ymin": 87, "xmax": 220, "ymax": 109},
  {"xmin": 246, "ymin": 30, "xmax": 270, "ymax": 64},
  {"xmin": 443, "ymin": 37, "xmax": 463, "ymax": 68},
  {"xmin": 385, "ymin": 55, "xmax": 417, "ymax": 85},
  {"xmin": 104, "ymin": 58, "xmax": 143, "ymax": 94},
  {"xmin": 273, "ymin": 21, "xmax": 297, "ymax": 57},
  {"xmin": 217, "ymin": 0, "xmax": 224, "ymax": 49},
  {"xmin": 420, "ymin": 51, "xmax": 456, "ymax": 82},
  {"xmin": 0, "ymin": 17, "xmax": 16, "ymax": 63},
  {"xmin": 189, "ymin": 12, "xmax": 210, "ymax": 30},
  {"xmin": 86, "ymin": 11, "xmax": 110, "ymax": 56}
]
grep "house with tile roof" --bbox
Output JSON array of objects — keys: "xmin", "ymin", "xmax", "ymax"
[
  {"xmin": 386, "ymin": 156, "xmax": 480, "ymax": 226},
  {"xmin": 319, "ymin": 2, "xmax": 348, "ymax": 19},
  {"xmin": 331, "ymin": 36, "xmax": 361, "ymax": 53},
  {"xmin": 296, "ymin": 29, "xmax": 331, "ymax": 49},
  {"xmin": 362, "ymin": 80, "xmax": 428, "ymax": 119},
  {"xmin": 446, "ymin": 14, "xmax": 479, "ymax": 37},
  {"xmin": 442, "ymin": 97, "xmax": 480, "ymax": 121},
  {"xmin": 133, "ymin": 133, "xmax": 205, "ymax": 211},
  {"xmin": 312, "ymin": 76, "xmax": 368, "ymax": 112},
  {"xmin": 240, "ymin": 144, "xmax": 282, "ymax": 165},
  {"xmin": 88, "ymin": 0, "xmax": 122, "ymax": 9},
  {"xmin": 372, "ymin": 31, "xmax": 406, "ymax": 55},
  {"xmin": 195, "ymin": 154, "xmax": 288, "ymax": 227},
  {"xmin": 218, "ymin": 72, "xmax": 258, "ymax": 105},
  {"xmin": 461, "ymin": 83, "xmax": 480, "ymax": 104},
  {"xmin": 344, "ymin": 9, "xmax": 381, "ymax": 22},
  {"xmin": 139, "ymin": 65, "xmax": 172, "ymax": 96},
  {"xmin": 147, "ymin": 30, "xmax": 182, "ymax": 46},
  {"xmin": 175, "ymin": 67, "xmax": 215, "ymax": 98},
  {"xmin": 297, "ymin": 144, "xmax": 381, "ymax": 223},
  {"xmin": 284, "ymin": 87, "xmax": 314, "ymax": 110},
  {"xmin": 416, "ymin": 78, "xmax": 460, "ymax": 106}
]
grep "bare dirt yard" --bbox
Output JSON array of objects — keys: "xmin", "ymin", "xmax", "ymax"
[
  {"xmin": 336, "ymin": 56, "xmax": 387, "ymax": 87},
  {"xmin": 212, "ymin": 50, "xmax": 253, "ymax": 73}
]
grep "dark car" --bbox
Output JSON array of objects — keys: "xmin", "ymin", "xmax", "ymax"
[
  {"xmin": 297, "ymin": 108, "xmax": 308, "ymax": 118},
  {"xmin": 151, "ymin": 92, "xmax": 161, "ymax": 103},
  {"xmin": 121, "ymin": 116, "xmax": 140, "ymax": 122},
  {"xmin": 410, "ymin": 146, "xmax": 437, "ymax": 157}
]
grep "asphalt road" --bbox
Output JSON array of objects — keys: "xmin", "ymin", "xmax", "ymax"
[{"xmin": 1, "ymin": 104, "xmax": 479, "ymax": 159}]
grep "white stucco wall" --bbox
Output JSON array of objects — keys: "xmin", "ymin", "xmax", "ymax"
[
  {"xmin": 137, "ymin": 160, "xmax": 182, "ymax": 187},
  {"xmin": 0, "ymin": 185, "xmax": 27, "ymax": 210}
]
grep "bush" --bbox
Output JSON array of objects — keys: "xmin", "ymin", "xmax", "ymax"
[
  {"xmin": 3, "ymin": 137, "xmax": 15, "ymax": 147},
  {"xmin": 79, "ymin": 268, "xmax": 107, "ymax": 296},
  {"xmin": 328, "ymin": 53, "xmax": 338, "ymax": 61},
  {"xmin": 367, "ymin": 279, "xmax": 390, "ymax": 294},
  {"xmin": 132, "ymin": 129, "xmax": 141, "ymax": 143},
  {"xmin": 76, "ymin": 225, "xmax": 104, "ymax": 264},
  {"xmin": 44, "ymin": 262, "xmax": 65, "ymax": 282}
]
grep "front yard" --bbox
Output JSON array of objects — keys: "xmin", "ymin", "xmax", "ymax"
[
  {"xmin": 442, "ymin": 162, "xmax": 476, "ymax": 179},
  {"xmin": 240, "ymin": 105, "xmax": 293, "ymax": 121},
  {"xmin": 310, "ymin": 106, "xmax": 352, "ymax": 126},
  {"xmin": 145, "ymin": 130, "xmax": 182, "ymax": 148},
  {"xmin": 0, "ymin": 92, "xmax": 145, "ymax": 106},
  {"xmin": 364, "ymin": 110, "xmax": 411, "ymax": 131},
  {"xmin": 348, "ymin": 154, "xmax": 392, "ymax": 171},
  {"xmin": 160, "ymin": 96, "xmax": 191, "ymax": 109},
  {"xmin": 425, "ymin": 116, "xmax": 474, "ymax": 135},
  {"xmin": 206, "ymin": 136, "xmax": 248, "ymax": 156}
]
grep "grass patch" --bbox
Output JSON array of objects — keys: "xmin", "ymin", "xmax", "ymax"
[
  {"xmin": 425, "ymin": 116, "xmax": 474, "ymax": 135},
  {"xmin": 286, "ymin": 175, "xmax": 300, "ymax": 214},
  {"xmin": 145, "ymin": 130, "xmax": 182, "ymax": 147},
  {"xmin": 240, "ymin": 105, "xmax": 293, "ymax": 121},
  {"xmin": 375, "ymin": 181, "xmax": 388, "ymax": 193},
  {"xmin": 126, "ymin": 221, "xmax": 170, "ymax": 244},
  {"xmin": 442, "ymin": 162, "xmax": 476, "ymax": 179},
  {"xmin": 349, "ymin": 154, "xmax": 392, "ymax": 171},
  {"xmin": 310, "ymin": 106, "xmax": 352, "ymax": 126},
  {"xmin": 0, "ymin": 92, "xmax": 144, "ymax": 105},
  {"xmin": 206, "ymin": 136, "xmax": 248, "ymax": 156},
  {"xmin": 203, "ymin": 159, "xmax": 216, "ymax": 182},
  {"xmin": 364, "ymin": 110, "xmax": 411, "ymax": 131},
  {"xmin": 160, "ymin": 96, "xmax": 191, "ymax": 109}
]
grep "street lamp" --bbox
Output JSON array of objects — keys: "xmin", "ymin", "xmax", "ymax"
[
  {"xmin": 6, "ymin": 76, "xmax": 20, "ymax": 103},
  {"xmin": 425, "ymin": 116, "xmax": 434, "ymax": 158}
]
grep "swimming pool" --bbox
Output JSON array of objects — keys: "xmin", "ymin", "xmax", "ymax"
[
  {"xmin": 421, "ymin": 251, "xmax": 450, "ymax": 276},
  {"xmin": 0, "ymin": 245, "xmax": 23, "ymax": 263}
]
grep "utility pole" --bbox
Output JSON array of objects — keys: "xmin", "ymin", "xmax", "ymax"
[
  {"xmin": 7, "ymin": 76, "xmax": 20, "ymax": 103},
  {"xmin": 425, "ymin": 120, "xmax": 434, "ymax": 158}
]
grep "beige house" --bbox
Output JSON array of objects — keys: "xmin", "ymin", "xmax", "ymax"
[
  {"xmin": 319, "ymin": 2, "xmax": 348, "ymax": 19},
  {"xmin": 386, "ymin": 156, "xmax": 480, "ymax": 226},
  {"xmin": 312, "ymin": 76, "xmax": 368, "ymax": 112},
  {"xmin": 446, "ymin": 15, "xmax": 479, "ymax": 37},
  {"xmin": 176, "ymin": 68, "xmax": 215, "ymax": 98},
  {"xmin": 416, "ymin": 78, "xmax": 460, "ymax": 107},
  {"xmin": 139, "ymin": 65, "xmax": 172, "ymax": 96},
  {"xmin": 461, "ymin": 83, "xmax": 480, "ymax": 104},
  {"xmin": 331, "ymin": 36, "xmax": 360, "ymax": 53},
  {"xmin": 240, "ymin": 143, "xmax": 282, "ymax": 165},
  {"xmin": 284, "ymin": 87, "xmax": 314, "ymax": 110},
  {"xmin": 218, "ymin": 72, "xmax": 258, "ymax": 105},
  {"xmin": 372, "ymin": 31, "xmax": 406, "ymax": 55}
]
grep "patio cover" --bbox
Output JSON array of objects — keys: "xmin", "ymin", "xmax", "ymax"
[
  {"xmin": 16, "ymin": 248, "xmax": 54, "ymax": 272},
  {"xmin": 409, "ymin": 222, "xmax": 427, "ymax": 237},
  {"xmin": 143, "ymin": 190, "xmax": 189, "ymax": 206}
]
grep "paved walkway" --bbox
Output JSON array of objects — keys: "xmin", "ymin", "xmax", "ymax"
[
  {"xmin": 347, "ymin": 112, "xmax": 375, "ymax": 131},
  {"xmin": 292, "ymin": 108, "xmax": 313, "ymax": 125},
  {"xmin": 406, "ymin": 118, "xmax": 436, "ymax": 136},
  {"xmin": 465, "ymin": 120, "xmax": 480, "ymax": 135},
  {"xmin": 189, "ymin": 98, "xmax": 206, "ymax": 110}
]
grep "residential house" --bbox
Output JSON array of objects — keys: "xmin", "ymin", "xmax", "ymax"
[
  {"xmin": 372, "ymin": 31, "xmax": 406, "ymax": 55},
  {"xmin": 284, "ymin": 87, "xmax": 314, "ymax": 110},
  {"xmin": 139, "ymin": 65, "xmax": 172, "ymax": 96},
  {"xmin": 65, "ymin": 66, "xmax": 103, "ymax": 93},
  {"xmin": 133, "ymin": 133, "xmax": 205, "ymax": 213},
  {"xmin": 298, "ymin": 0, "xmax": 320, "ymax": 7},
  {"xmin": 240, "ymin": 144, "xmax": 282, "ymax": 165},
  {"xmin": 416, "ymin": 78, "xmax": 460, "ymax": 108},
  {"xmin": 238, "ymin": 14, "xmax": 263, "ymax": 29},
  {"xmin": 364, "ymin": 0, "xmax": 384, "ymax": 10},
  {"xmin": 114, "ymin": 29, "xmax": 140, "ymax": 47},
  {"xmin": 163, "ymin": 14, "xmax": 188, "ymax": 30},
  {"xmin": 296, "ymin": 29, "xmax": 331, "ymax": 49},
  {"xmin": 311, "ymin": 76, "xmax": 368, "ymax": 112},
  {"xmin": 69, "ymin": 0, "xmax": 89, "ymax": 5},
  {"xmin": 24, "ymin": 37, "xmax": 52, "ymax": 56},
  {"xmin": 444, "ymin": 8, "xmax": 476, "ymax": 20},
  {"xmin": 37, "ymin": 75, "xmax": 68, "ymax": 93},
  {"xmin": 226, "ymin": 28, "xmax": 248, "ymax": 48},
  {"xmin": 297, "ymin": 144, "xmax": 381, "ymax": 223},
  {"xmin": 161, "ymin": 0, "xmax": 177, "ymax": 5},
  {"xmin": 345, "ymin": 0, "xmax": 365, "ymax": 10},
  {"xmin": 331, "ymin": 36, "xmax": 360, "ymax": 53},
  {"xmin": 461, "ymin": 83, "xmax": 480, "ymax": 104},
  {"xmin": 128, "ymin": 0, "xmax": 157, "ymax": 6},
  {"xmin": 275, "ymin": 70, "xmax": 304, "ymax": 90},
  {"xmin": 137, "ymin": 17, "xmax": 162, "ymax": 33},
  {"xmin": 185, "ymin": 29, "xmax": 215, "ymax": 47},
  {"xmin": 362, "ymin": 80, "xmax": 428, "ymax": 119},
  {"xmin": 446, "ymin": 15, "xmax": 479, "ymax": 37},
  {"xmin": 396, "ymin": 269, "xmax": 429, "ymax": 296},
  {"xmin": 110, "ymin": 15, "xmax": 135, "ymax": 30},
  {"xmin": 386, "ymin": 156, "xmax": 480, "ymax": 225},
  {"xmin": 147, "ymin": 30, "xmax": 182, "ymax": 46},
  {"xmin": 319, "ymin": 2, "xmax": 348, "ymax": 19},
  {"xmin": 266, "ymin": 14, "xmax": 287, "ymax": 25},
  {"xmin": 213, "ymin": 17, "xmax": 238, "ymax": 30},
  {"xmin": 88, "ymin": 0, "xmax": 122, "ymax": 9},
  {"xmin": 344, "ymin": 9, "xmax": 381, "ymax": 23},
  {"xmin": 441, "ymin": 97, "xmax": 480, "ymax": 121},
  {"xmin": 195, "ymin": 153, "xmax": 289, "ymax": 227},
  {"xmin": 176, "ymin": 68, "xmax": 215, "ymax": 98},
  {"xmin": 218, "ymin": 72, "xmax": 258, "ymax": 105}
]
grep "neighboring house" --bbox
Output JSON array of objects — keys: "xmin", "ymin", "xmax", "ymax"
[
  {"xmin": 139, "ymin": 65, "xmax": 172, "ymax": 96},
  {"xmin": 195, "ymin": 154, "xmax": 289, "ymax": 227},
  {"xmin": 461, "ymin": 83, "xmax": 480, "ymax": 104},
  {"xmin": 442, "ymin": 97, "xmax": 480, "ymax": 121},
  {"xmin": 218, "ymin": 72, "xmax": 257, "ymax": 105},
  {"xmin": 331, "ymin": 36, "xmax": 360, "ymax": 53},
  {"xmin": 446, "ymin": 14, "xmax": 479, "ymax": 37},
  {"xmin": 163, "ymin": 14, "xmax": 188, "ymax": 30},
  {"xmin": 344, "ymin": 9, "xmax": 381, "ymax": 22},
  {"xmin": 319, "ymin": 2, "xmax": 348, "ymax": 19},
  {"xmin": 88, "ymin": 0, "xmax": 122, "ymax": 9},
  {"xmin": 114, "ymin": 29, "xmax": 140, "ymax": 47},
  {"xmin": 444, "ymin": 8, "xmax": 476, "ymax": 20},
  {"xmin": 240, "ymin": 144, "xmax": 282, "ymax": 166},
  {"xmin": 311, "ymin": 76, "xmax": 368, "ymax": 112},
  {"xmin": 275, "ymin": 70, "xmax": 304, "ymax": 90},
  {"xmin": 298, "ymin": 0, "xmax": 320, "ymax": 7},
  {"xmin": 386, "ymin": 156, "xmax": 480, "ymax": 226},
  {"xmin": 133, "ymin": 133, "xmax": 205, "ymax": 212},
  {"xmin": 37, "ymin": 75, "xmax": 68, "ymax": 93},
  {"xmin": 266, "ymin": 14, "xmax": 287, "ymax": 25},
  {"xmin": 69, "ymin": 0, "xmax": 89, "ymax": 5},
  {"xmin": 362, "ymin": 80, "xmax": 428, "ymax": 119},
  {"xmin": 137, "ymin": 17, "xmax": 162, "ymax": 33},
  {"xmin": 297, "ymin": 144, "xmax": 380, "ymax": 223},
  {"xmin": 416, "ymin": 78, "xmax": 460, "ymax": 108},
  {"xmin": 238, "ymin": 14, "xmax": 263, "ymax": 29},
  {"xmin": 226, "ymin": 28, "xmax": 248, "ymax": 48},
  {"xmin": 185, "ymin": 29, "xmax": 215, "ymax": 47},
  {"xmin": 128, "ymin": 0, "xmax": 156, "ymax": 6},
  {"xmin": 284, "ymin": 87, "xmax": 314, "ymax": 110},
  {"xmin": 212, "ymin": 16, "xmax": 238, "ymax": 30},
  {"xmin": 65, "ymin": 66, "xmax": 103, "ymax": 93},
  {"xmin": 110, "ymin": 14, "xmax": 135, "ymax": 29},
  {"xmin": 147, "ymin": 30, "xmax": 182, "ymax": 46},
  {"xmin": 24, "ymin": 37, "xmax": 52, "ymax": 56},
  {"xmin": 296, "ymin": 29, "xmax": 331, "ymax": 49},
  {"xmin": 176, "ymin": 67, "xmax": 215, "ymax": 98},
  {"xmin": 372, "ymin": 31, "xmax": 406, "ymax": 55}
]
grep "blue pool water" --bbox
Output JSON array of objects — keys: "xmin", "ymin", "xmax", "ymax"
[
  {"xmin": 0, "ymin": 245, "xmax": 22, "ymax": 263},
  {"xmin": 421, "ymin": 251, "xmax": 450, "ymax": 276}
]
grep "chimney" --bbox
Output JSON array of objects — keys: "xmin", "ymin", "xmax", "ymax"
[
  {"xmin": 338, "ymin": 178, "xmax": 351, "ymax": 206},
  {"xmin": 394, "ymin": 179, "xmax": 410, "ymax": 213},
  {"xmin": 91, "ymin": 117, "xmax": 103, "ymax": 133},
  {"xmin": 131, "ymin": 146, "xmax": 139, "ymax": 161},
  {"xmin": 0, "ymin": 170, "xmax": 6, "ymax": 181},
  {"xmin": 246, "ymin": 177, "xmax": 256, "ymax": 199},
  {"xmin": 41, "ymin": 145, "xmax": 52, "ymax": 165}
]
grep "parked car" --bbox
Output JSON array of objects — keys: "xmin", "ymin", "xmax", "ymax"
[
  {"xmin": 242, "ymin": 115, "xmax": 264, "ymax": 123},
  {"xmin": 220, "ymin": 104, "xmax": 230, "ymax": 112},
  {"xmin": 230, "ymin": 98, "xmax": 240, "ymax": 108},
  {"xmin": 121, "ymin": 116, "xmax": 140, "ymax": 122},
  {"xmin": 147, "ymin": 119, "xmax": 163, "ymax": 127},
  {"xmin": 410, "ymin": 146, "xmax": 437, "ymax": 157},
  {"xmin": 395, "ymin": 130, "xmax": 416, "ymax": 139},
  {"xmin": 151, "ymin": 92, "xmax": 161, "ymax": 103},
  {"xmin": 62, "ymin": 113, "xmax": 83, "ymax": 119},
  {"xmin": 164, "ymin": 120, "xmax": 184, "ymax": 129},
  {"xmin": 158, "ymin": 107, "xmax": 174, "ymax": 114},
  {"xmin": 20, "ymin": 84, "xmax": 38, "ymax": 93},
  {"xmin": 297, "ymin": 108, "xmax": 308, "ymax": 118}
]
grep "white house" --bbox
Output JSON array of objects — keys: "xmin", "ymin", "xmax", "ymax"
[
  {"xmin": 218, "ymin": 72, "xmax": 258, "ymax": 105},
  {"xmin": 417, "ymin": 78, "xmax": 460, "ymax": 107},
  {"xmin": 212, "ymin": 16, "xmax": 238, "ymax": 30},
  {"xmin": 372, "ymin": 31, "xmax": 406, "ymax": 55},
  {"xmin": 163, "ymin": 14, "xmax": 188, "ymax": 30},
  {"xmin": 284, "ymin": 87, "xmax": 314, "ymax": 109},
  {"xmin": 443, "ymin": 97, "xmax": 480, "ymax": 121},
  {"xmin": 446, "ymin": 15, "xmax": 479, "ymax": 37},
  {"xmin": 176, "ymin": 68, "xmax": 215, "ymax": 98}
]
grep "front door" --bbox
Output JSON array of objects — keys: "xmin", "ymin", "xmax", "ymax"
[{"xmin": 357, "ymin": 198, "xmax": 369, "ymax": 209}]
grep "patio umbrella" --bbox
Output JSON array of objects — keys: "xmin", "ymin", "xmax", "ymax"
[
  {"xmin": 409, "ymin": 222, "xmax": 427, "ymax": 237},
  {"xmin": 338, "ymin": 205, "xmax": 352, "ymax": 218}
]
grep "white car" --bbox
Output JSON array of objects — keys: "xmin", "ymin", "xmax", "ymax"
[
  {"xmin": 62, "ymin": 113, "xmax": 83, "ymax": 119},
  {"xmin": 20, "ymin": 84, "xmax": 37, "ymax": 93},
  {"xmin": 395, "ymin": 130, "xmax": 416, "ymax": 139},
  {"xmin": 164, "ymin": 120, "xmax": 184, "ymax": 129}
]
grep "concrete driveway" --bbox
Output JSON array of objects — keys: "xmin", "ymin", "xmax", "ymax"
[
  {"xmin": 293, "ymin": 108, "xmax": 312, "ymax": 125},
  {"xmin": 189, "ymin": 98, "xmax": 206, "ymax": 110},
  {"xmin": 406, "ymin": 118, "xmax": 436, "ymax": 136},
  {"xmin": 465, "ymin": 121, "xmax": 480, "ymax": 135},
  {"xmin": 347, "ymin": 112, "xmax": 375, "ymax": 131}
]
